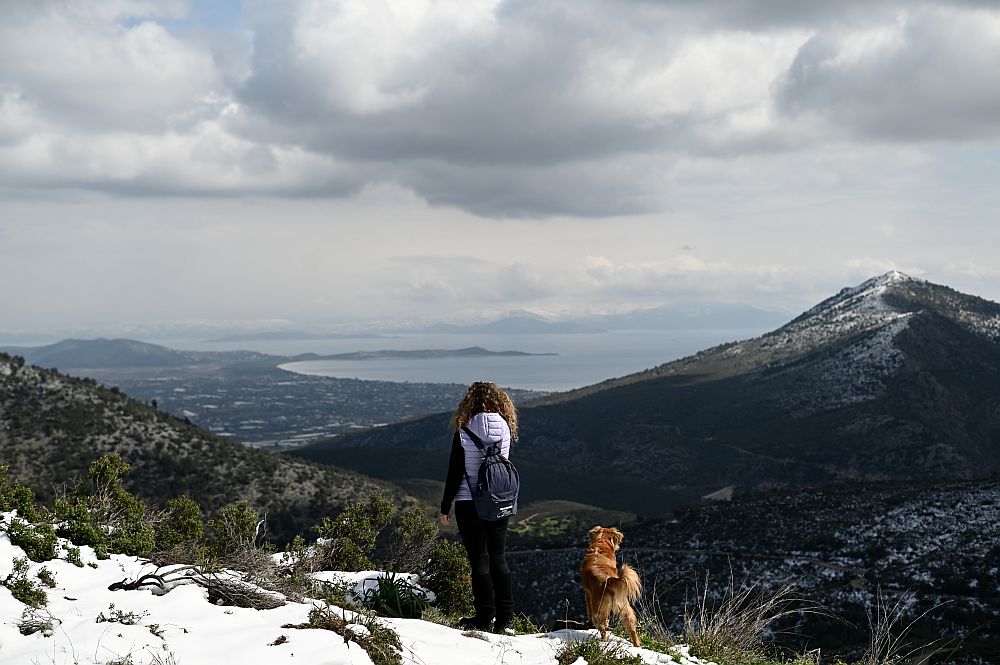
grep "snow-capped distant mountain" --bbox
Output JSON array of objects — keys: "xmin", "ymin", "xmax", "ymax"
[{"xmin": 294, "ymin": 273, "xmax": 1000, "ymax": 513}]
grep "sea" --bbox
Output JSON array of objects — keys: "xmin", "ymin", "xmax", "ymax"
[{"xmin": 144, "ymin": 329, "xmax": 764, "ymax": 393}]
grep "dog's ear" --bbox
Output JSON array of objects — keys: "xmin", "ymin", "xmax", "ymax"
[
  {"xmin": 588, "ymin": 526, "xmax": 604, "ymax": 540},
  {"xmin": 609, "ymin": 528, "xmax": 624, "ymax": 549}
]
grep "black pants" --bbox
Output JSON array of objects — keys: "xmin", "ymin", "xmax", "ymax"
[{"xmin": 454, "ymin": 500, "xmax": 513, "ymax": 623}]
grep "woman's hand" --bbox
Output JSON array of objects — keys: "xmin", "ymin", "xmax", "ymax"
[{"xmin": 439, "ymin": 513, "xmax": 450, "ymax": 526}]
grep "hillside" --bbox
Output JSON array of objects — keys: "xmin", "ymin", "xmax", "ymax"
[
  {"xmin": 0, "ymin": 516, "xmax": 713, "ymax": 665},
  {"xmin": 0, "ymin": 353, "xmax": 411, "ymax": 543},
  {"xmin": 0, "ymin": 338, "xmax": 275, "ymax": 369},
  {"xmin": 291, "ymin": 272, "xmax": 1000, "ymax": 512},
  {"xmin": 507, "ymin": 479, "xmax": 1000, "ymax": 664}
]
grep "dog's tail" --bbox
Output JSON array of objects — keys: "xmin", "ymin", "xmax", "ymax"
[{"xmin": 607, "ymin": 564, "xmax": 642, "ymax": 604}]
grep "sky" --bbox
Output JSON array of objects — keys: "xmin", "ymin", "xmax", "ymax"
[{"xmin": 2, "ymin": 0, "xmax": 1000, "ymax": 336}]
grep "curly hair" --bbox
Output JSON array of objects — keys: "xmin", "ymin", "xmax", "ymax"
[{"xmin": 449, "ymin": 381, "xmax": 518, "ymax": 441}]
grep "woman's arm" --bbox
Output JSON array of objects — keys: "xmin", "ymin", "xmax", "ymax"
[{"xmin": 439, "ymin": 431, "xmax": 465, "ymax": 517}]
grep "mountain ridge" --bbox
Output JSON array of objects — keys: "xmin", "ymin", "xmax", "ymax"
[{"xmin": 290, "ymin": 273, "xmax": 1000, "ymax": 513}]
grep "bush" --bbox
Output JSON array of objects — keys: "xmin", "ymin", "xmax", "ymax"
[
  {"xmin": 2, "ymin": 557, "xmax": 48, "ymax": 608},
  {"xmin": 63, "ymin": 544, "xmax": 84, "ymax": 567},
  {"xmin": 421, "ymin": 539, "xmax": 473, "ymax": 616},
  {"xmin": 206, "ymin": 500, "xmax": 261, "ymax": 558},
  {"xmin": 155, "ymin": 496, "xmax": 204, "ymax": 551},
  {"xmin": 52, "ymin": 454, "xmax": 155, "ymax": 558},
  {"xmin": 53, "ymin": 495, "xmax": 108, "ymax": 559},
  {"xmin": 7, "ymin": 517, "xmax": 57, "ymax": 562},
  {"xmin": 386, "ymin": 507, "xmax": 437, "ymax": 573},
  {"xmin": 36, "ymin": 567, "xmax": 56, "ymax": 589},
  {"xmin": 0, "ymin": 462, "xmax": 43, "ymax": 522},
  {"xmin": 314, "ymin": 492, "xmax": 394, "ymax": 572}
]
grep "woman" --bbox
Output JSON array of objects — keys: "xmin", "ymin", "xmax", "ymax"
[{"xmin": 439, "ymin": 381, "xmax": 517, "ymax": 633}]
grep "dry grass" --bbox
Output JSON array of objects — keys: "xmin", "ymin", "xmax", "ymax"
[
  {"xmin": 682, "ymin": 574, "xmax": 821, "ymax": 663},
  {"xmin": 856, "ymin": 589, "xmax": 951, "ymax": 665}
]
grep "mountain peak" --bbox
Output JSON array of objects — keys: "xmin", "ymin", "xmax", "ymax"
[
  {"xmin": 862, "ymin": 269, "xmax": 919, "ymax": 288},
  {"xmin": 797, "ymin": 271, "xmax": 921, "ymax": 323}
]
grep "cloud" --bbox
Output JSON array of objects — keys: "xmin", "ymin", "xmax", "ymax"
[
  {"xmin": 1, "ymin": 0, "xmax": 999, "ymax": 218},
  {"xmin": 776, "ymin": 6, "xmax": 1000, "ymax": 141},
  {"xmin": 0, "ymin": 3, "xmax": 218, "ymax": 134}
]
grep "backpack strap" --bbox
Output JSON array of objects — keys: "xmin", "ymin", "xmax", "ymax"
[{"xmin": 461, "ymin": 426, "xmax": 501, "ymax": 455}]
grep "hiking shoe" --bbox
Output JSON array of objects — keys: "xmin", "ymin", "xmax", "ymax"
[
  {"xmin": 458, "ymin": 616, "xmax": 492, "ymax": 631},
  {"xmin": 492, "ymin": 617, "xmax": 514, "ymax": 635}
]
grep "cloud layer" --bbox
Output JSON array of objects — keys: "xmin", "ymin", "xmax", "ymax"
[{"xmin": 3, "ymin": 0, "xmax": 999, "ymax": 216}]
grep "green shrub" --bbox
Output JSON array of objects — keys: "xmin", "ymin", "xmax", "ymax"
[
  {"xmin": 109, "ymin": 515, "xmax": 155, "ymax": 557},
  {"xmin": 421, "ymin": 539, "xmax": 473, "ymax": 616},
  {"xmin": 54, "ymin": 495, "xmax": 109, "ymax": 559},
  {"xmin": 0, "ymin": 462, "xmax": 43, "ymax": 522},
  {"xmin": 206, "ymin": 500, "xmax": 261, "ymax": 557},
  {"xmin": 155, "ymin": 496, "xmax": 204, "ymax": 550},
  {"xmin": 63, "ymin": 544, "xmax": 84, "ymax": 567},
  {"xmin": 315, "ymin": 492, "xmax": 394, "ymax": 572},
  {"xmin": 52, "ymin": 454, "xmax": 155, "ymax": 558},
  {"xmin": 362, "ymin": 573, "xmax": 428, "ymax": 619},
  {"xmin": 36, "ymin": 567, "xmax": 56, "ymax": 589},
  {"xmin": 2, "ymin": 557, "xmax": 48, "ymax": 608},
  {"xmin": 7, "ymin": 517, "xmax": 58, "ymax": 562},
  {"xmin": 386, "ymin": 507, "xmax": 437, "ymax": 573}
]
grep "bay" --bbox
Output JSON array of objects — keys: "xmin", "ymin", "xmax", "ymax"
[{"xmin": 269, "ymin": 329, "xmax": 762, "ymax": 392}]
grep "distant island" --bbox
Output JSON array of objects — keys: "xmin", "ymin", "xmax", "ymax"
[{"xmin": 291, "ymin": 346, "xmax": 557, "ymax": 361}]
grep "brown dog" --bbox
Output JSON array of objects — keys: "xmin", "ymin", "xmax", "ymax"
[{"xmin": 580, "ymin": 526, "xmax": 642, "ymax": 647}]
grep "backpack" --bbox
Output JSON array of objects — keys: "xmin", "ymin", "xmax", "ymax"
[{"xmin": 461, "ymin": 425, "xmax": 520, "ymax": 521}]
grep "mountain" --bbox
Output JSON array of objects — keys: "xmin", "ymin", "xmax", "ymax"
[
  {"xmin": 0, "ymin": 353, "xmax": 411, "ymax": 543},
  {"xmin": 0, "ymin": 338, "xmax": 556, "ymax": 370},
  {"xmin": 0, "ymin": 338, "xmax": 275, "ymax": 369},
  {"xmin": 290, "ymin": 272, "xmax": 1000, "ymax": 513}
]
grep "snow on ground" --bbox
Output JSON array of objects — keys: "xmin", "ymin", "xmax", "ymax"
[{"xmin": 1, "ymin": 525, "xmax": 706, "ymax": 665}]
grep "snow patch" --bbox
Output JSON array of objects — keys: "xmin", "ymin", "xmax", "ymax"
[{"xmin": 1, "ymin": 516, "xmax": 710, "ymax": 665}]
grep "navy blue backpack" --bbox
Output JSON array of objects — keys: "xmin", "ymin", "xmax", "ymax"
[{"xmin": 461, "ymin": 425, "xmax": 520, "ymax": 521}]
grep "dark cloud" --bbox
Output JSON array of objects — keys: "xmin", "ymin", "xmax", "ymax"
[
  {"xmin": 776, "ymin": 8, "xmax": 1000, "ymax": 141},
  {"xmin": 235, "ymin": 2, "xmax": 669, "ymax": 168}
]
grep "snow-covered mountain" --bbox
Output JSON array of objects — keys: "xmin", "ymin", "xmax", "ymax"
[{"xmin": 295, "ymin": 272, "xmax": 1000, "ymax": 512}]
